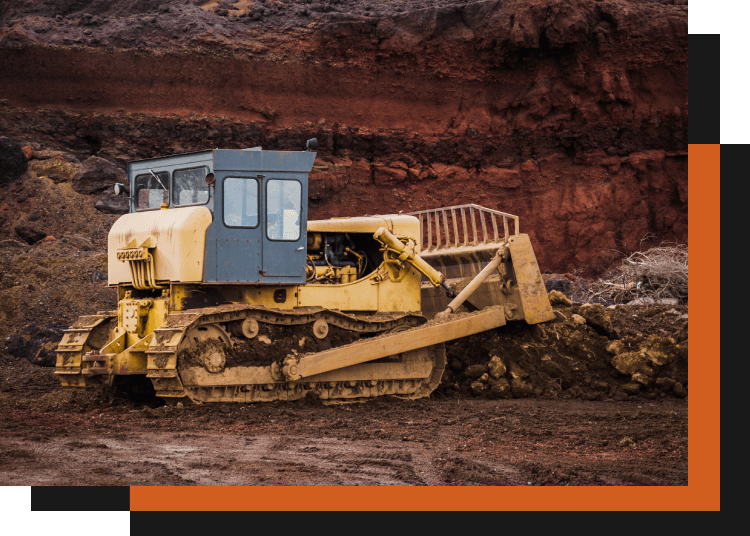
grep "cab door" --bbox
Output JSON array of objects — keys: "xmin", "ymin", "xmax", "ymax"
[
  {"xmin": 212, "ymin": 173, "xmax": 263, "ymax": 283},
  {"xmin": 260, "ymin": 175, "xmax": 307, "ymax": 283}
]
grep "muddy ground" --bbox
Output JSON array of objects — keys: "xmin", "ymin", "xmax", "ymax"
[
  {"xmin": 0, "ymin": 359, "xmax": 686, "ymax": 486},
  {"xmin": 0, "ymin": 295, "xmax": 687, "ymax": 486}
]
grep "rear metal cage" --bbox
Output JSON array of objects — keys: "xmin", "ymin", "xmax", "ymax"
[{"xmin": 407, "ymin": 204, "xmax": 519, "ymax": 253}]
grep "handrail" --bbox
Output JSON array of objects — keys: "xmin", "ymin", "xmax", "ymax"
[{"xmin": 406, "ymin": 204, "xmax": 519, "ymax": 252}]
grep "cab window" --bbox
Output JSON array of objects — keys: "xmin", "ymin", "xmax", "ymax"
[
  {"xmin": 173, "ymin": 166, "xmax": 210, "ymax": 207},
  {"xmin": 224, "ymin": 178, "xmax": 259, "ymax": 228},
  {"xmin": 134, "ymin": 172, "xmax": 169, "ymax": 211},
  {"xmin": 266, "ymin": 179, "xmax": 301, "ymax": 241}
]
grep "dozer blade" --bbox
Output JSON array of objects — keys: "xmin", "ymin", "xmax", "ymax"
[
  {"xmin": 506, "ymin": 234, "xmax": 556, "ymax": 324},
  {"xmin": 282, "ymin": 306, "xmax": 507, "ymax": 381}
]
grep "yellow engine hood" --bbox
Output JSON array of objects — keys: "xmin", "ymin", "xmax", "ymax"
[{"xmin": 108, "ymin": 207, "xmax": 213, "ymax": 286}]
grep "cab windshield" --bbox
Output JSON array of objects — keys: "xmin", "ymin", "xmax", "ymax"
[{"xmin": 134, "ymin": 172, "xmax": 169, "ymax": 211}]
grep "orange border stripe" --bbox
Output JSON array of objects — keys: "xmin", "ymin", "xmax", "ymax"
[{"xmin": 131, "ymin": 144, "xmax": 719, "ymax": 511}]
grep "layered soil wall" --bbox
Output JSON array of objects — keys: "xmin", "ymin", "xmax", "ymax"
[{"xmin": 0, "ymin": 0, "xmax": 688, "ymax": 274}]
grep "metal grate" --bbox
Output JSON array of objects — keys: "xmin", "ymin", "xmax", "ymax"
[{"xmin": 406, "ymin": 204, "xmax": 519, "ymax": 252}]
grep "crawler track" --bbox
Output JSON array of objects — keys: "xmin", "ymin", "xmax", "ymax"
[
  {"xmin": 142, "ymin": 305, "xmax": 444, "ymax": 404},
  {"xmin": 54, "ymin": 313, "xmax": 117, "ymax": 388}
]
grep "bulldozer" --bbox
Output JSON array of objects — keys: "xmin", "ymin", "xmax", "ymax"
[{"xmin": 55, "ymin": 140, "xmax": 555, "ymax": 404}]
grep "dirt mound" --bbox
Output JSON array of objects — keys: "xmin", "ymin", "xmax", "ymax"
[
  {"xmin": 438, "ymin": 300, "xmax": 687, "ymax": 401},
  {"xmin": 0, "ymin": 151, "xmax": 117, "ymax": 344}
]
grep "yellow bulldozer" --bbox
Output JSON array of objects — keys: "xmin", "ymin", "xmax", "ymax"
[{"xmin": 55, "ymin": 140, "xmax": 555, "ymax": 404}]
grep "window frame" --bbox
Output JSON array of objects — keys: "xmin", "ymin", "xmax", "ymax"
[
  {"xmin": 265, "ymin": 178, "xmax": 303, "ymax": 242},
  {"xmin": 171, "ymin": 165, "xmax": 211, "ymax": 208},
  {"xmin": 222, "ymin": 176, "xmax": 261, "ymax": 229},
  {"xmin": 133, "ymin": 171, "xmax": 171, "ymax": 212}
]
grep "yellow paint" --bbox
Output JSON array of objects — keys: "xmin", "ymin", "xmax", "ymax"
[
  {"xmin": 309, "ymin": 215, "xmax": 422, "ymax": 249},
  {"xmin": 113, "ymin": 333, "xmax": 153, "ymax": 375},
  {"xmin": 108, "ymin": 206, "xmax": 212, "ymax": 285},
  {"xmin": 506, "ymin": 234, "xmax": 557, "ymax": 324}
]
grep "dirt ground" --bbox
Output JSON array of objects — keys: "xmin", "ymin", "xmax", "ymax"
[
  {"xmin": 0, "ymin": 364, "xmax": 686, "ymax": 486},
  {"xmin": 0, "ymin": 301, "xmax": 687, "ymax": 487}
]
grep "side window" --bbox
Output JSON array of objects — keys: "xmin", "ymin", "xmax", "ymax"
[
  {"xmin": 173, "ymin": 166, "xmax": 209, "ymax": 207},
  {"xmin": 134, "ymin": 172, "xmax": 169, "ymax": 211},
  {"xmin": 224, "ymin": 178, "xmax": 259, "ymax": 228},
  {"xmin": 266, "ymin": 179, "xmax": 301, "ymax": 241}
]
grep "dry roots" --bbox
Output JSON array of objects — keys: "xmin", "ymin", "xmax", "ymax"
[{"xmin": 583, "ymin": 244, "xmax": 688, "ymax": 305}]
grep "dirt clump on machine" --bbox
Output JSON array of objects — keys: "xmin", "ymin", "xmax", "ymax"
[{"xmin": 180, "ymin": 324, "xmax": 360, "ymax": 369}]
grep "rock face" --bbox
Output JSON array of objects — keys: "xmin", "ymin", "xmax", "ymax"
[
  {"xmin": 0, "ymin": 0, "xmax": 687, "ymax": 275},
  {"xmin": 0, "ymin": 137, "xmax": 28, "ymax": 185}
]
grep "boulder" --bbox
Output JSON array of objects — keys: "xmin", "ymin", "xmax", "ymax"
[
  {"xmin": 571, "ymin": 314, "xmax": 586, "ymax": 325},
  {"xmin": 508, "ymin": 362, "xmax": 528, "ymax": 380},
  {"xmin": 487, "ymin": 355, "xmax": 507, "ymax": 379},
  {"xmin": 639, "ymin": 335, "xmax": 675, "ymax": 366},
  {"xmin": 14, "ymin": 226, "xmax": 47, "ymax": 244},
  {"xmin": 672, "ymin": 382, "xmax": 687, "ymax": 398},
  {"xmin": 627, "ymin": 297, "xmax": 655, "ymax": 306},
  {"xmin": 606, "ymin": 340, "xmax": 627, "ymax": 355},
  {"xmin": 548, "ymin": 289, "xmax": 572, "ymax": 306},
  {"xmin": 541, "ymin": 354, "xmax": 566, "ymax": 377},
  {"xmin": 511, "ymin": 377, "xmax": 533, "ymax": 398},
  {"xmin": 0, "ymin": 137, "xmax": 28, "ymax": 185},
  {"xmin": 28, "ymin": 158, "xmax": 80, "ymax": 183},
  {"xmin": 591, "ymin": 380, "xmax": 609, "ymax": 391},
  {"xmin": 6, "ymin": 322, "xmax": 66, "ymax": 367},
  {"xmin": 621, "ymin": 382, "xmax": 641, "ymax": 395},
  {"xmin": 72, "ymin": 156, "xmax": 127, "ymax": 194},
  {"xmin": 655, "ymin": 377, "xmax": 676, "ymax": 392},
  {"xmin": 464, "ymin": 364, "xmax": 488, "ymax": 379},
  {"xmin": 470, "ymin": 380, "xmax": 487, "ymax": 395},
  {"xmin": 578, "ymin": 303, "xmax": 616, "ymax": 338},
  {"xmin": 611, "ymin": 351, "xmax": 653, "ymax": 377},
  {"xmin": 489, "ymin": 378, "xmax": 511, "ymax": 398},
  {"xmin": 95, "ymin": 192, "xmax": 130, "ymax": 214},
  {"xmin": 449, "ymin": 359, "xmax": 464, "ymax": 373},
  {"xmin": 631, "ymin": 372, "xmax": 652, "ymax": 386}
]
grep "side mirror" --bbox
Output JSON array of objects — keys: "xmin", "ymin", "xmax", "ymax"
[
  {"xmin": 306, "ymin": 138, "xmax": 318, "ymax": 151},
  {"xmin": 114, "ymin": 183, "xmax": 128, "ymax": 196}
]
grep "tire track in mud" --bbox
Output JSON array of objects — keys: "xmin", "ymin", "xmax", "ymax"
[{"xmin": 0, "ymin": 398, "xmax": 688, "ymax": 486}]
